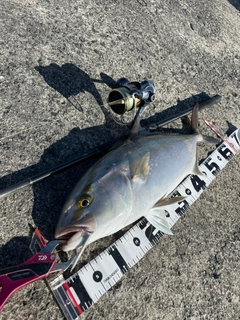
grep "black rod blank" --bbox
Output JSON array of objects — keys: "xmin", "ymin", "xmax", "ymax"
[
  {"xmin": 157, "ymin": 95, "xmax": 221, "ymax": 128},
  {"xmin": 0, "ymin": 140, "xmax": 117, "ymax": 199}
]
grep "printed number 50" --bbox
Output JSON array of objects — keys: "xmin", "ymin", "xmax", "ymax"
[{"xmin": 204, "ymin": 157, "xmax": 220, "ymax": 176}]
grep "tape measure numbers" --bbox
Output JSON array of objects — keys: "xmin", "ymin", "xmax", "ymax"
[{"xmin": 50, "ymin": 129, "xmax": 240, "ymax": 320}]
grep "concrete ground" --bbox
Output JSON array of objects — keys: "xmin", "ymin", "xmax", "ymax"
[{"xmin": 0, "ymin": 1, "xmax": 239, "ymax": 319}]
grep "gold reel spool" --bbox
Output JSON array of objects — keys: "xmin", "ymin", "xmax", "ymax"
[{"xmin": 107, "ymin": 86, "xmax": 141, "ymax": 125}]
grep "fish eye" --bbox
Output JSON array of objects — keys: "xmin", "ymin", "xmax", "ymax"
[
  {"xmin": 77, "ymin": 195, "xmax": 92, "ymax": 208},
  {"xmin": 81, "ymin": 199, "xmax": 90, "ymax": 207}
]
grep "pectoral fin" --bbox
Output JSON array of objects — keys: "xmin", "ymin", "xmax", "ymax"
[
  {"xmin": 145, "ymin": 207, "xmax": 173, "ymax": 235},
  {"xmin": 131, "ymin": 152, "xmax": 150, "ymax": 187},
  {"xmin": 202, "ymin": 135, "xmax": 220, "ymax": 145}
]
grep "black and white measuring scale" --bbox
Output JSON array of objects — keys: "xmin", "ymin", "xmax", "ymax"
[{"xmin": 49, "ymin": 129, "xmax": 240, "ymax": 320}]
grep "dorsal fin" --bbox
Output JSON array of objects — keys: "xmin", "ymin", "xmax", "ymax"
[
  {"xmin": 191, "ymin": 103, "xmax": 199, "ymax": 133},
  {"xmin": 191, "ymin": 103, "xmax": 220, "ymax": 145}
]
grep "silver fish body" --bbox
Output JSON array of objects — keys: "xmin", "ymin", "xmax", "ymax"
[{"xmin": 55, "ymin": 129, "xmax": 203, "ymax": 252}]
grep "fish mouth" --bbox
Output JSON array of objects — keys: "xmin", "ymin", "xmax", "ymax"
[
  {"xmin": 55, "ymin": 226, "xmax": 88, "ymax": 240},
  {"xmin": 55, "ymin": 226, "xmax": 91, "ymax": 251},
  {"xmin": 55, "ymin": 213, "xmax": 97, "ymax": 251}
]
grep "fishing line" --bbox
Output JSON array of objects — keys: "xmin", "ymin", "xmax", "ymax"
[{"xmin": 108, "ymin": 99, "xmax": 137, "ymax": 126}]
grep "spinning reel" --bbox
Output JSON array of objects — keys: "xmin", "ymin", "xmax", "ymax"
[{"xmin": 107, "ymin": 78, "xmax": 156, "ymax": 125}]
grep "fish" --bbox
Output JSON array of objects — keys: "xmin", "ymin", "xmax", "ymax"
[{"xmin": 55, "ymin": 104, "xmax": 217, "ymax": 268}]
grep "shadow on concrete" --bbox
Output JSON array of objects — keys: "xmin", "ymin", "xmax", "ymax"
[
  {"xmin": 0, "ymin": 125, "xmax": 118, "ymax": 268},
  {"xmin": 228, "ymin": 0, "xmax": 240, "ymax": 11},
  {"xmin": 0, "ymin": 67, "xmax": 119, "ymax": 267},
  {"xmin": 0, "ymin": 88, "xmax": 225, "ymax": 268},
  {"xmin": 35, "ymin": 63, "xmax": 115, "ymax": 114},
  {"xmin": 226, "ymin": 121, "xmax": 238, "ymax": 136}
]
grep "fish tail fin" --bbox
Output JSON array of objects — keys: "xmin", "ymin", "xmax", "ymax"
[
  {"xmin": 192, "ymin": 103, "xmax": 220, "ymax": 144},
  {"xmin": 201, "ymin": 135, "xmax": 220, "ymax": 145}
]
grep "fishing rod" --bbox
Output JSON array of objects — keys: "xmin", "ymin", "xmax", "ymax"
[{"xmin": 0, "ymin": 78, "xmax": 221, "ymax": 199}]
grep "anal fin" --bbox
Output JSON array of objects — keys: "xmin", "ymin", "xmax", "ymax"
[{"xmin": 145, "ymin": 207, "xmax": 173, "ymax": 235}]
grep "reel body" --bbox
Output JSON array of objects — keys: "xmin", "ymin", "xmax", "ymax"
[{"xmin": 107, "ymin": 78, "xmax": 156, "ymax": 124}]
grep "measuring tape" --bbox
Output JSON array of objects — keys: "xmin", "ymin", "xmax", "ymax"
[{"xmin": 49, "ymin": 129, "xmax": 240, "ymax": 320}]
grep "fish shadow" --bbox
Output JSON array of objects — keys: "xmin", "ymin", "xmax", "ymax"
[
  {"xmin": 0, "ymin": 67, "xmax": 121, "ymax": 267},
  {"xmin": 0, "ymin": 126, "xmax": 117, "ymax": 268}
]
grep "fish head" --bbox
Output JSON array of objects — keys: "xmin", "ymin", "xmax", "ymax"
[
  {"xmin": 55, "ymin": 167, "xmax": 133, "ymax": 252},
  {"xmin": 55, "ymin": 179, "xmax": 111, "ymax": 251}
]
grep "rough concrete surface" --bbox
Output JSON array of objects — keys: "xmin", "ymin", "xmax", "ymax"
[{"xmin": 0, "ymin": 0, "xmax": 239, "ymax": 319}]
